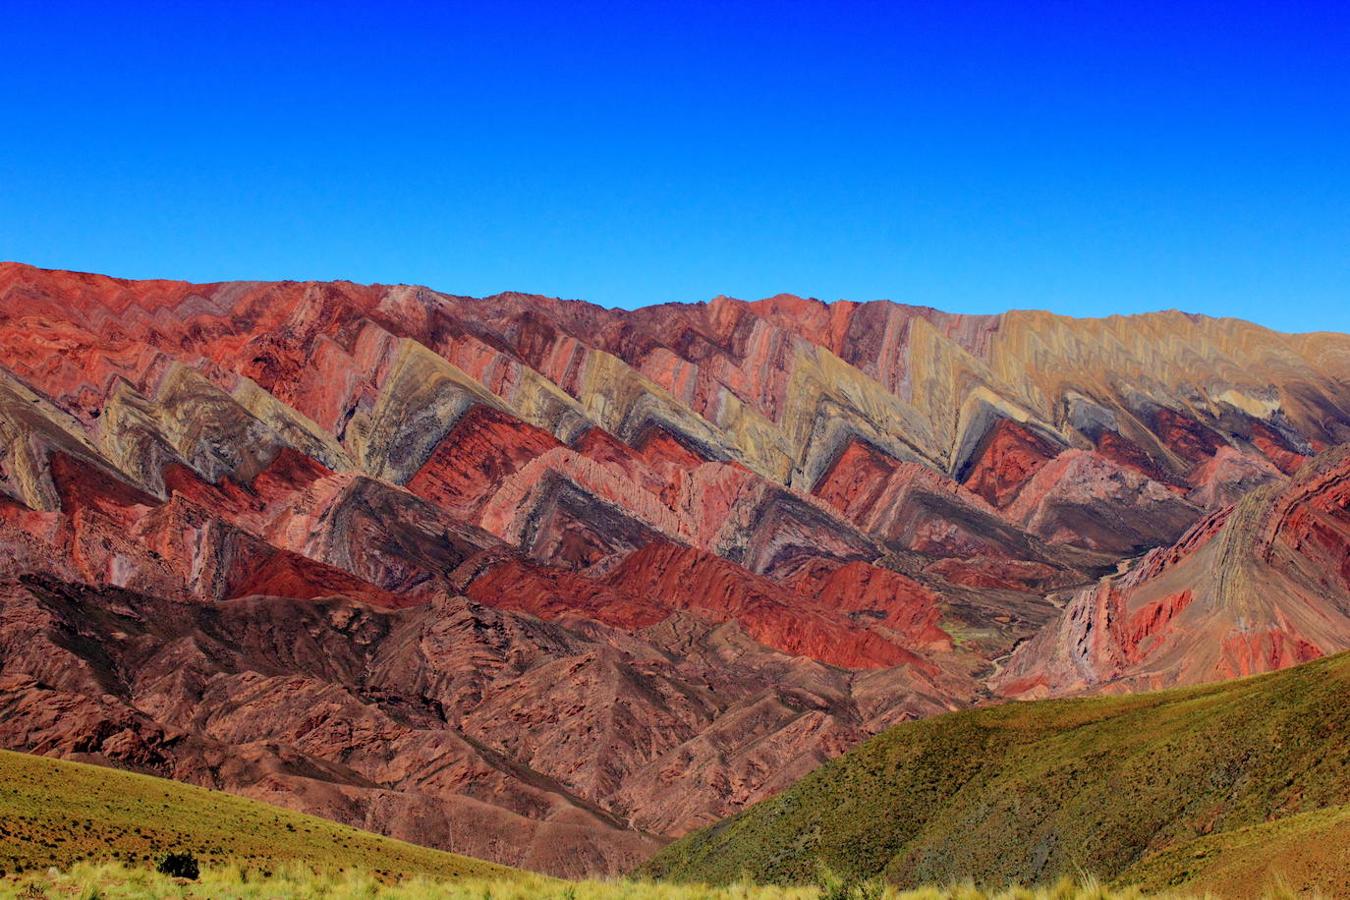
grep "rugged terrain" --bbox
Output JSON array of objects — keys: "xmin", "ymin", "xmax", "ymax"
[
  {"xmin": 996, "ymin": 444, "xmax": 1350, "ymax": 696},
  {"xmin": 0, "ymin": 754, "xmax": 1166, "ymax": 900},
  {"xmin": 644, "ymin": 653, "xmax": 1350, "ymax": 897},
  {"xmin": 0, "ymin": 262, "xmax": 1347, "ymax": 874}
]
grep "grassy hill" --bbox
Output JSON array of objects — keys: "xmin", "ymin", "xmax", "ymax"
[
  {"xmin": 0, "ymin": 748, "xmax": 517, "ymax": 883},
  {"xmin": 644, "ymin": 652, "xmax": 1350, "ymax": 894}
]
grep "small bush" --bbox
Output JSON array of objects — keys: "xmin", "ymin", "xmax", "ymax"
[
  {"xmin": 155, "ymin": 851, "xmax": 199, "ymax": 880},
  {"xmin": 815, "ymin": 862, "xmax": 894, "ymax": 900},
  {"xmin": 817, "ymin": 863, "xmax": 848, "ymax": 900},
  {"xmin": 852, "ymin": 878, "xmax": 887, "ymax": 900}
]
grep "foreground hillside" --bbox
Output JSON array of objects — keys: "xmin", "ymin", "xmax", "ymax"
[
  {"xmin": 1122, "ymin": 804, "xmax": 1349, "ymax": 898},
  {"xmin": 0, "ymin": 748, "xmax": 516, "ymax": 882},
  {"xmin": 645, "ymin": 653, "xmax": 1350, "ymax": 896}
]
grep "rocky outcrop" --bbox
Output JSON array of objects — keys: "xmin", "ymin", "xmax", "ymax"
[
  {"xmin": 1002, "ymin": 449, "xmax": 1202, "ymax": 555},
  {"xmin": 958, "ymin": 418, "xmax": 1063, "ymax": 508},
  {"xmin": 996, "ymin": 446, "xmax": 1350, "ymax": 696}
]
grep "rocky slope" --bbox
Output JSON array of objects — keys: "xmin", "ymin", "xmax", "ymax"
[
  {"xmin": 0, "ymin": 262, "xmax": 1347, "ymax": 874},
  {"xmin": 995, "ymin": 445, "xmax": 1350, "ymax": 695}
]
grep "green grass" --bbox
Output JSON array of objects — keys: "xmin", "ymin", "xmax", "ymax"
[
  {"xmin": 643, "ymin": 652, "xmax": 1350, "ymax": 893},
  {"xmin": 0, "ymin": 749, "xmax": 515, "ymax": 883}
]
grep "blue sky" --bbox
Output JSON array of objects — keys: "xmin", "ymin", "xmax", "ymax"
[{"xmin": 3, "ymin": 1, "xmax": 1348, "ymax": 332}]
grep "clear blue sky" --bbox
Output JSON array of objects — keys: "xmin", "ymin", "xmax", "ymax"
[{"xmin": 3, "ymin": 2, "xmax": 1348, "ymax": 332}]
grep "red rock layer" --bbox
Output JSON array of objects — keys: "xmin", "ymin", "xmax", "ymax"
[
  {"xmin": 406, "ymin": 405, "xmax": 562, "ymax": 518},
  {"xmin": 601, "ymin": 543, "xmax": 939, "ymax": 670},
  {"xmin": 995, "ymin": 445, "xmax": 1350, "ymax": 697},
  {"xmin": 960, "ymin": 419, "xmax": 1061, "ymax": 508}
]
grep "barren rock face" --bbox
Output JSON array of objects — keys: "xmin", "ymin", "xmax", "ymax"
[
  {"xmin": 0, "ymin": 261, "xmax": 1348, "ymax": 875},
  {"xmin": 995, "ymin": 445, "xmax": 1350, "ymax": 697}
]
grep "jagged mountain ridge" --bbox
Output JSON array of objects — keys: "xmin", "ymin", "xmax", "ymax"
[{"xmin": 0, "ymin": 261, "xmax": 1347, "ymax": 875}]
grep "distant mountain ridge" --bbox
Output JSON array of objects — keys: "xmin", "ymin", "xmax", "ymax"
[{"xmin": 0, "ymin": 261, "xmax": 1346, "ymax": 875}]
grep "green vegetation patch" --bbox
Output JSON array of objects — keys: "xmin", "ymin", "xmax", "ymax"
[{"xmin": 644, "ymin": 653, "xmax": 1350, "ymax": 891}]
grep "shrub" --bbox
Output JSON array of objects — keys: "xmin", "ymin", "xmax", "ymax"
[
  {"xmin": 852, "ymin": 878, "xmax": 887, "ymax": 900},
  {"xmin": 814, "ymin": 861, "xmax": 894, "ymax": 900},
  {"xmin": 817, "ymin": 862, "xmax": 886, "ymax": 900},
  {"xmin": 155, "ymin": 851, "xmax": 199, "ymax": 880}
]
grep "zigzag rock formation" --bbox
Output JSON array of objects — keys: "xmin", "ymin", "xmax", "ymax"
[
  {"xmin": 996, "ymin": 444, "xmax": 1350, "ymax": 695},
  {"xmin": 0, "ymin": 262, "xmax": 1347, "ymax": 874}
]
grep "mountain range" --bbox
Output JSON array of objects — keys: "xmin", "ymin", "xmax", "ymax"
[{"xmin": 0, "ymin": 261, "xmax": 1347, "ymax": 876}]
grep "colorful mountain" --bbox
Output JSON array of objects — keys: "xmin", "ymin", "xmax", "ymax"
[
  {"xmin": 996, "ymin": 444, "xmax": 1350, "ymax": 696},
  {"xmin": 0, "ymin": 261, "xmax": 1347, "ymax": 874}
]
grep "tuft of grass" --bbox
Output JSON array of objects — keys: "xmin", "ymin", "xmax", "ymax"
[{"xmin": 644, "ymin": 652, "xmax": 1350, "ymax": 893}]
